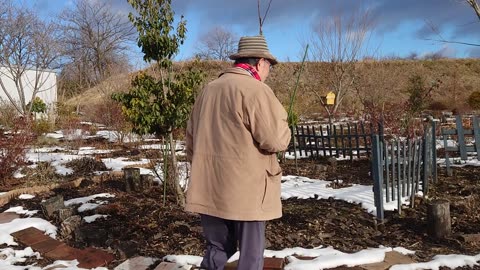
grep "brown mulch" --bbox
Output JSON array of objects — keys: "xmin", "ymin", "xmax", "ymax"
[{"xmin": 1, "ymin": 159, "xmax": 480, "ymax": 269}]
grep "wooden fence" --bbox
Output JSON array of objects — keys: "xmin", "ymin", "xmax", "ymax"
[
  {"xmin": 441, "ymin": 115, "xmax": 480, "ymax": 176},
  {"xmin": 288, "ymin": 122, "xmax": 383, "ymax": 160},
  {"xmin": 371, "ymin": 119, "xmax": 437, "ymax": 221}
]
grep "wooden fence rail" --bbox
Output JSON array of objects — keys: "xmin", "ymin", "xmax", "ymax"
[
  {"xmin": 288, "ymin": 122, "xmax": 383, "ymax": 160},
  {"xmin": 441, "ymin": 115, "xmax": 480, "ymax": 176}
]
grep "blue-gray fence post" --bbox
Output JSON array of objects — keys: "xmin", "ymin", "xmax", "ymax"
[
  {"xmin": 442, "ymin": 128, "xmax": 452, "ymax": 176},
  {"xmin": 473, "ymin": 116, "xmax": 480, "ymax": 161},
  {"xmin": 423, "ymin": 121, "xmax": 432, "ymax": 195},
  {"xmin": 397, "ymin": 140, "xmax": 402, "ymax": 214},
  {"xmin": 456, "ymin": 115, "xmax": 467, "ymax": 160},
  {"xmin": 372, "ymin": 135, "xmax": 384, "ymax": 221},
  {"xmin": 431, "ymin": 120, "xmax": 437, "ymax": 183}
]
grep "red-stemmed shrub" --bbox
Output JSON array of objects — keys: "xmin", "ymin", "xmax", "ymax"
[{"xmin": 0, "ymin": 118, "xmax": 34, "ymax": 186}]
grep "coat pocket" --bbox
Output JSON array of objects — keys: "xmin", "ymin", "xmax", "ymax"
[{"xmin": 261, "ymin": 167, "xmax": 282, "ymax": 211}]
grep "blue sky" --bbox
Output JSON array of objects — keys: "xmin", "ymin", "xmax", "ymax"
[{"xmin": 26, "ymin": 0, "xmax": 480, "ymax": 63}]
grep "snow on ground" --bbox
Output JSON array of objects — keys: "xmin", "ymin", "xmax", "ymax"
[
  {"xmin": 65, "ymin": 193, "xmax": 115, "ymax": 213},
  {"xmin": 1, "ymin": 136, "xmax": 480, "ymax": 269},
  {"xmin": 281, "ymin": 175, "xmax": 413, "ymax": 213},
  {"xmin": 83, "ymin": 214, "xmax": 109, "ymax": 223},
  {"xmin": 2, "ymin": 173, "xmax": 480, "ymax": 269},
  {"xmin": 4, "ymin": 206, "xmax": 38, "ymax": 217},
  {"xmin": 18, "ymin": 194, "xmax": 35, "ymax": 200},
  {"xmin": 0, "ymin": 217, "xmax": 57, "ymax": 246}
]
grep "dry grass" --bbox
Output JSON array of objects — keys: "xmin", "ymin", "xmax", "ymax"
[{"xmin": 65, "ymin": 59, "xmax": 480, "ymax": 121}]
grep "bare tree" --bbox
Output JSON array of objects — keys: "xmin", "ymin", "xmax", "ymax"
[
  {"xmin": 0, "ymin": 3, "xmax": 61, "ymax": 115},
  {"xmin": 423, "ymin": 1, "xmax": 480, "ymax": 47},
  {"xmin": 306, "ymin": 9, "xmax": 375, "ymax": 123},
  {"xmin": 257, "ymin": 0, "xmax": 273, "ymax": 35},
  {"xmin": 196, "ymin": 26, "xmax": 238, "ymax": 61},
  {"xmin": 466, "ymin": 0, "xmax": 480, "ymax": 20},
  {"xmin": 57, "ymin": 0, "xmax": 136, "ymax": 89}
]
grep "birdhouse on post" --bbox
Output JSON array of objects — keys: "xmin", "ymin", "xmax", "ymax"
[{"xmin": 326, "ymin": 91, "xmax": 336, "ymax": 105}]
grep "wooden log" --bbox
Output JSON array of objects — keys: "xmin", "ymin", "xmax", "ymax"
[
  {"xmin": 124, "ymin": 168, "xmax": 140, "ymax": 192},
  {"xmin": 427, "ymin": 199, "xmax": 451, "ymax": 238}
]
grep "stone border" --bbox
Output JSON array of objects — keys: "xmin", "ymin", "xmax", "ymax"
[{"xmin": 0, "ymin": 178, "xmax": 84, "ymax": 207}]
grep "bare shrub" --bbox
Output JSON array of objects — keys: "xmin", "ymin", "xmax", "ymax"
[
  {"xmin": 84, "ymin": 97, "xmax": 132, "ymax": 143},
  {"xmin": 428, "ymin": 100, "xmax": 449, "ymax": 111},
  {"xmin": 464, "ymin": 194, "xmax": 480, "ymax": 217},
  {"xmin": 0, "ymin": 119, "xmax": 34, "ymax": 185},
  {"xmin": 22, "ymin": 162, "xmax": 59, "ymax": 186},
  {"xmin": 0, "ymin": 103, "xmax": 19, "ymax": 129},
  {"xmin": 65, "ymin": 157, "xmax": 108, "ymax": 176},
  {"xmin": 56, "ymin": 102, "xmax": 85, "ymax": 146},
  {"xmin": 32, "ymin": 117, "xmax": 54, "ymax": 137}
]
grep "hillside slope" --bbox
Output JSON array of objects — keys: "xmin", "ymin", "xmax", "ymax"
[{"xmin": 66, "ymin": 59, "xmax": 480, "ymax": 120}]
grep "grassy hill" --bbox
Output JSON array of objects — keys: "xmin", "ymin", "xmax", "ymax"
[{"xmin": 66, "ymin": 58, "xmax": 480, "ymax": 122}]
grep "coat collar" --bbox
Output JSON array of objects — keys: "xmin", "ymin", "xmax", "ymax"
[{"xmin": 219, "ymin": 67, "xmax": 253, "ymax": 78}]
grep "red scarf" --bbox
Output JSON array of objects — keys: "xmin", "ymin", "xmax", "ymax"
[{"xmin": 234, "ymin": 63, "xmax": 261, "ymax": 81}]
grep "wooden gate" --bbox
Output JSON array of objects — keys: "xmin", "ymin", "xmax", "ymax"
[{"xmin": 371, "ymin": 119, "xmax": 437, "ymax": 221}]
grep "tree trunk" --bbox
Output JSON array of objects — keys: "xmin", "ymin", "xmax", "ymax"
[
  {"xmin": 427, "ymin": 199, "xmax": 451, "ymax": 238},
  {"xmin": 169, "ymin": 132, "xmax": 185, "ymax": 206}
]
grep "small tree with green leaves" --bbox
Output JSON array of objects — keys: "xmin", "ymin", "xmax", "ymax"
[
  {"xmin": 112, "ymin": 0, "xmax": 204, "ymax": 206},
  {"xmin": 27, "ymin": 97, "xmax": 47, "ymax": 114}
]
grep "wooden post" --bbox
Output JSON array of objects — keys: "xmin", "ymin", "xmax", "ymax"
[
  {"xmin": 307, "ymin": 126, "xmax": 314, "ymax": 158},
  {"xmin": 427, "ymin": 199, "xmax": 451, "ymax": 239},
  {"xmin": 361, "ymin": 122, "xmax": 369, "ymax": 157},
  {"xmin": 473, "ymin": 116, "xmax": 480, "ymax": 161},
  {"xmin": 312, "ymin": 126, "xmax": 319, "ymax": 158},
  {"xmin": 411, "ymin": 139, "xmax": 417, "ymax": 208},
  {"xmin": 385, "ymin": 141, "xmax": 390, "ymax": 202},
  {"xmin": 327, "ymin": 125, "xmax": 333, "ymax": 157},
  {"xmin": 402, "ymin": 140, "xmax": 407, "ymax": 197},
  {"xmin": 456, "ymin": 115, "xmax": 467, "ymax": 160},
  {"xmin": 296, "ymin": 126, "xmax": 302, "ymax": 157},
  {"xmin": 391, "ymin": 141, "xmax": 396, "ymax": 201},
  {"xmin": 333, "ymin": 126, "xmax": 339, "ymax": 158},
  {"xmin": 320, "ymin": 125, "xmax": 326, "ymax": 157},
  {"xmin": 442, "ymin": 127, "xmax": 452, "ymax": 176},
  {"xmin": 423, "ymin": 121, "xmax": 432, "ymax": 195},
  {"xmin": 354, "ymin": 123, "xmax": 360, "ymax": 159},
  {"xmin": 396, "ymin": 140, "xmax": 401, "ymax": 214},
  {"xmin": 124, "ymin": 168, "xmax": 140, "ymax": 192},
  {"xmin": 431, "ymin": 120, "xmax": 438, "ymax": 183},
  {"xmin": 371, "ymin": 135, "xmax": 384, "ymax": 221}
]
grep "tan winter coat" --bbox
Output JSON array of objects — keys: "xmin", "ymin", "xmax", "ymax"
[{"xmin": 185, "ymin": 67, "xmax": 291, "ymax": 221}]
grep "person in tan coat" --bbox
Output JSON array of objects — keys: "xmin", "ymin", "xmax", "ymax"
[{"xmin": 185, "ymin": 35, "xmax": 291, "ymax": 270}]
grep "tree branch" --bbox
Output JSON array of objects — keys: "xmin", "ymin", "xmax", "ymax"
[
  {"xmin": 466, "ymin": 0, "xmax": 480, "ymax": 21},
  {"xmin": 423, "ymin": 38, "xmax": 480, "ymax": 47},
  {"xmin": 258, "ymin": 0, "xmax": 262, "ymax": 35},
  {"xmin": 257, "ymin": 0, "xmax": 273, "ymax": 35}
]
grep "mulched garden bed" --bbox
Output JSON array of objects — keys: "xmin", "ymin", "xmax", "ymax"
[{"xmin": 1, "ymin": 159, "xmax": 480, "ymax": 269}]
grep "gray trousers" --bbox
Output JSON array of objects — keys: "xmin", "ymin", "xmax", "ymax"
[{"xmin": 200, "ymin": 214, "xmax": 265, "ymax": 270}]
